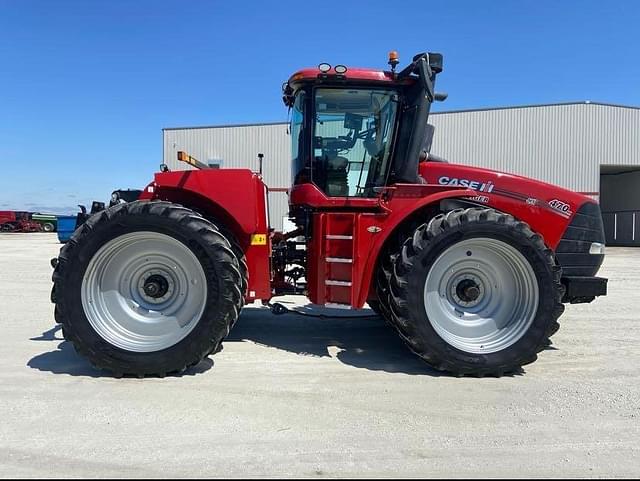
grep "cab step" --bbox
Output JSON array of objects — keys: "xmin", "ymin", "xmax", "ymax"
[
  {"xmin": 324, "ymin": 302, "xmax": 352, "ymax": 310},
  {"xmin": 326, "ymin": 257, "xmax": 353, "ymax": 263}
]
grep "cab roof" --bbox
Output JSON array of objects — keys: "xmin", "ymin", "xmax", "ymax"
[{"xmin": 288, "ymin": 67, "xmax": 398, "ymax": 85}]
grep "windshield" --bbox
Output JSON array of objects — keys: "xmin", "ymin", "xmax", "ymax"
[{"xmin": 312, "ymin": 88, "xmax": 398, "ymax": 197}]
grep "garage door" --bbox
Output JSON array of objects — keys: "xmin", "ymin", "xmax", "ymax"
[{"xmin": 602, "ymin": 211, "xmax": 640, "ymax": 246}]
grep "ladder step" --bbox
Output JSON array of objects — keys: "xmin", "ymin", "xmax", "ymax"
[
  {"xmin": 324, "ymin": 302, "xmax": 352, "ymax": 310},
  {"xmin": 326, "ymin": 235, "xmax": 353, "ymax": 240},
  {"xmin": 325, "ymin": 280, "xmax": 352, "ymax": 287},
  {"xmin": 326, "ymin": 257, "xmax": 353, "ymax": 263}
]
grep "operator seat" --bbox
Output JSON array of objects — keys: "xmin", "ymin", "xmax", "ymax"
[{"xmin": 324, "ymin": 154, "xmax": 349, "ymax": 197}]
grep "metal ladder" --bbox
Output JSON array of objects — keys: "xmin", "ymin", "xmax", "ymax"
[{"xmin": 322, "ymin": 214, "xmax": 356, "ymax": 309}]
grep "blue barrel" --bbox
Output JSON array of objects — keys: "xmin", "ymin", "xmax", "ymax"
[{"xmin": 56, "ymin": 215, "xmax": 77, "ymax": 243}]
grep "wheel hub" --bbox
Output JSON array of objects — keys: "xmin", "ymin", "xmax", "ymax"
[
  {"xmin": 140, "ymin": 272, "xmax": 172, "ymax": 302},
  {"xmin": 450, "ymin": 274, "xmax": 485, "ymax": 308}
]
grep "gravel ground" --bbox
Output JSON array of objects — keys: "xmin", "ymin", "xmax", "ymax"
[{"xmin": 0, "ymin": 233, "xmax": 639, "ymax": 478}]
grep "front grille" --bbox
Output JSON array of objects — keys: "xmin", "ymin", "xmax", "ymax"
[{"xmin": 555, "ymin": 202, "xmax": 605, "ymax": 276}]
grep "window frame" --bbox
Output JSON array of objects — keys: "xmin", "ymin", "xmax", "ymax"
[{"xmin": 309, "ymin": 84, "xmax": 401, "ymax": 198}]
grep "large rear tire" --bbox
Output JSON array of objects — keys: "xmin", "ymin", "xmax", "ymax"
[
  {"xmin": 213, "ymin": 224, "xmax": 248, "ymax": 329},
  {"xmin": 51, "ymin": 201, "xmax": 242, "ymax": 377},
  {"xmin": 386, "ymin": 208, "xmax": 564, "ymax": 376}
]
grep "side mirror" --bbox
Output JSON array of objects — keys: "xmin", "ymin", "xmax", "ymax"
[{"xmin": 282, "ymin": 82, "xmax": 295, "ymax": 107}]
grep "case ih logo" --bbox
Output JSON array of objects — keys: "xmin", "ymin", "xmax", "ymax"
[
  {"xmin": 438, "ymin": 176, "xmax": 495, "ymax": 193},
  {"xmin": 548, "ymin": 199, "xmax": 573, "ymax": 218}
]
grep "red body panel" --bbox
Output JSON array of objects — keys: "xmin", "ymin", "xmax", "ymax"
[
  {"xmin": 135, "ymin": 159, "xmax": 596, "ymax": 309},
  {"xmin": 0, "ymin": 211, "xmax": 17, "ymax": 225},
  {"xmin": 419, "ymin": 162, "xmax": 591, "ymax": 249},
  {"xmin": 289, "ymin": 183, "xmax": 381, "ymax": 209},
  {"xmin": 291, "ymin": 162, "xmax": 596, "ymax": 309},
  {"xmin": 139, "ymin": 169, "xmax": 272, "ymax": 302},
  {"xmin": 297, "ymin": 183, "xmax": 478, "ymax": 307}
]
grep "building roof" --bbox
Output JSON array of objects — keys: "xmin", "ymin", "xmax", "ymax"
[{"xmin": 162, "ymin": 101, "xmax": 640, "ymax": 131}]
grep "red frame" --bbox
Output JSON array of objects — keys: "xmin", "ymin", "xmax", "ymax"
[{"xmin": 137, "ymin": 158, "xmax": 596, "ymax": 309}]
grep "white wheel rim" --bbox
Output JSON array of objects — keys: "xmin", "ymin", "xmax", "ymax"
[
  {"xmin": 424, "ymin": 237, "xmax": 539, "ymax": 354},
  {"xmin": 81, "ymin": 231, "xmax": 207, "ymax": 352}
]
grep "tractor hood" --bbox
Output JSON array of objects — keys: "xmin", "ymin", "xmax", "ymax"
[
  {"xmin": 419, "ymin": 161, "xmax": 599, "ymax": 250},
  {"xmin": 421, "ymin": 162, "xmax": 592, "ymax": 214}
]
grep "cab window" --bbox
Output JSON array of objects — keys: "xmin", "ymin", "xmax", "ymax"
[{"xmin": 312, "ymin": 88, "xmax": 398, "ymax": 197}]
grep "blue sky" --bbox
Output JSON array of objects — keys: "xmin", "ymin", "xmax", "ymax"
[{"xmin": 1, "ymin": 0, "xmax": 638, "ymax": 213}]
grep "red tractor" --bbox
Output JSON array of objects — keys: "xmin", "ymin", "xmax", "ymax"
[{"xmin": 51, "ymin": 52, "xmax": 607, "ymax": 377}]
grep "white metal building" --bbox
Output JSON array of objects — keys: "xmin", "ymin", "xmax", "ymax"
[{"xmin": 163, "ymin": 102, "xmax": 640, "ymax": 245}]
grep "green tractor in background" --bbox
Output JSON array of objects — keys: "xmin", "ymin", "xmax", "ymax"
[{"xmin": 30, "ymin": 213, "xmax": 58, "ymax": 232}]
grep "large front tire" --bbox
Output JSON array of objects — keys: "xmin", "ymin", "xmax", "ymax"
[
  {"xmin": 51, "ymin": 201, "xmax": 242, "ymax": 377},
  {"xmin": 387, "ymin": 208, "xmax": 564, "ymax": 376}
]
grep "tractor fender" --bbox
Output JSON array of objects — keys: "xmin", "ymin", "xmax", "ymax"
[
  {"xmin": 138, "ymin": 169, "xmax": 270, "ymax": 247},
  {"xmin": 355, "ymin": 187, "xmax": 478, "ymax": 307},
  {"xmin": 145, "ymin": 186, "xmax": 249, "ymax": 248}
]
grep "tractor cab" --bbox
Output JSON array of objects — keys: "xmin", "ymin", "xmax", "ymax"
[{"xmin": 283, "ymin": 52, "xmax": 446, "ymax": 202}]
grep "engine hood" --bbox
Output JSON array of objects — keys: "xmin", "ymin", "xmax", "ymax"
[
  {"xmin": 418, "ymin": 162, "xmax": 598, "ymax": 249},
  {"xmin": 420, "ymin": 162, "xmax": 593, "ymax": 214}
]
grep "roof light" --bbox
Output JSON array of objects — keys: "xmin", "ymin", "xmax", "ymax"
[
  {"xmin": 318, "ymin": 63, "xmax": 331, "ymax": 73},
  {"xmin": 334, "ymin": 64, "xmax": 347, "ymax": 74},
  {"xmin": 388, "ymin": 50, "xmax": 400, "ymax": 72}
]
